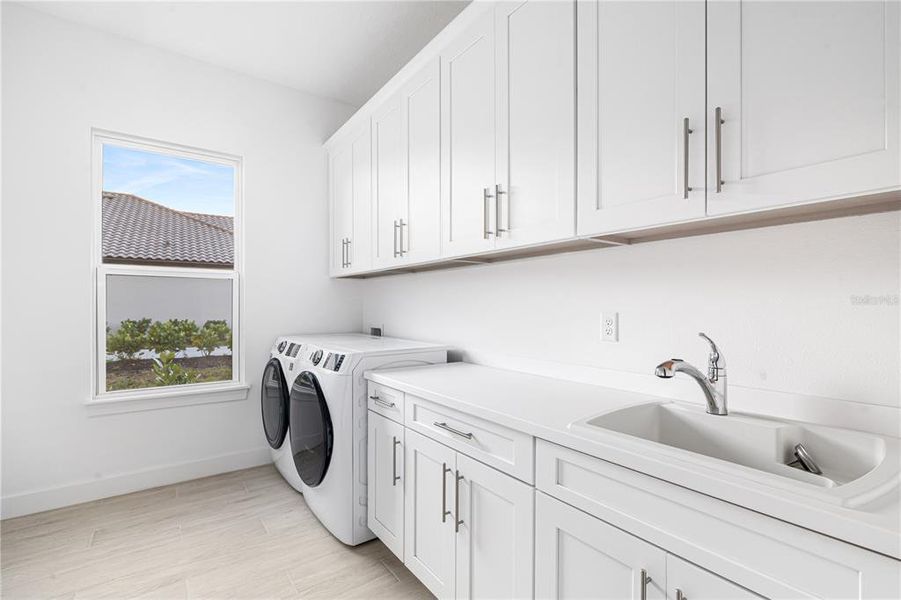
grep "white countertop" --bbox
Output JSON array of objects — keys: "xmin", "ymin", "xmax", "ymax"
[{"xmin": 366, "ymin": 361, "xmax": 901, "ymax": 560}]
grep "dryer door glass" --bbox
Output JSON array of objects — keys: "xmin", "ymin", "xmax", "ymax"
[
  {"xmin": 261, "ymin": 358, "xmax": 289, "ymax": 449},
  {"xmin": 289, "ymin": 371, "xmax": 333, "ymax": 487}
]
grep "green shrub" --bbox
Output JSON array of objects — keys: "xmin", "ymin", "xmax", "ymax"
[
  {"xmin": 147, "ymin": 319, "xmax": 198, "ymax": 357},
  {"xmin": 151, "ymin": 351, "xmax": 198, "ymax": 386},
  {"xmin": 192, "ymin": 320, "xmax": 232, "ymax": 356},
  {"xmin": 107, "ymin": 318, "xmax": 152, "ymax": 360}
]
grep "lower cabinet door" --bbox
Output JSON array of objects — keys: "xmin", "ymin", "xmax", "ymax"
[
  {"xmin": 667, "ymin": 555, "xmax": 764, "ymax": 600},
  {"xmin": 454, "ymin": 454, "xmax": 534, "ymax": 599},
  {"xmin": 404, "ymin": 429, "xmax": 457, "ymax": 599},
  {"xmin": 367, "ymin": 411, "xmax": 405, "ymax": 559},
  {"xmin": 535, "ymin": 492, "xmax": 667, "ymax": 600}
]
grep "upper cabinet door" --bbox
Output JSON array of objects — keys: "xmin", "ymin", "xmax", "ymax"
[
  {"xmin": 454, "ymin": 455, "xmax": 534, "ymax": 600},
  {"xmin": 349, "ymin": 124, "xmax": 372, "ymax": 273},
  {"xmin": 535, "ymin": 492, "xmax": 667, "ymax": 600},
  {"xmin": 441, "ymin": 7, "xmax": 497, "ymax": 258},
  {"xmin": 402, "ymin": 58, "xmax": 442, "ymax": 263},
  {"xmin": 372, "ymin": 96, "xmax": 406, "ymax": 268},
  {"xmin": 329, "ymin": 144, "xmax": 354, "ymax": 276},
  {"xmin": 494, "ymin": 0, "xmax": 575, "ymax": 248},
  {"xmin": 707, "ymin": 0, "xmax": 901, "ymax": 215},
  {"xmin": 577, "ymin": 0, "xmax": 707, "ymax": 236}
]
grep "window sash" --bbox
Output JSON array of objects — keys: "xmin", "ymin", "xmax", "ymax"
[
  {"xmin": 96, "ymin": 265, "xmax": 241, "ymax": 399},
  {"xmin": 92, "ymin": 130, "xmax": 244, "ymax": 403}
]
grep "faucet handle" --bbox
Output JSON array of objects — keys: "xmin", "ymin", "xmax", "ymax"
[{"xmin": 698, "ymin": 332, "xmax": 723, "ymax": 380}]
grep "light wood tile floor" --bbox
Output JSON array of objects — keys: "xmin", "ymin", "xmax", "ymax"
[{"xmin": 1, "ymin": 465, "xmax": 433, "ymax": 599}]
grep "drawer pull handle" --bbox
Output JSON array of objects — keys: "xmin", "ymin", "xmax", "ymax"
[
  {"xmin": 392, "ymin": 436, "xmax": 401, "ymax": 486},
  {"xmin": 441, "ymin": 463, "xmax": 452, "ymax": 523},
  {"xmin": 369, "ymin": 395, "xmax": 396, "ymax": 409},
  {"xmin": 640, "ymin": 569, "xmax": 652, "ymax": 600},
  {"xmin": 433, "ymin": 421, "xmax": 474, "ymax": 440}
]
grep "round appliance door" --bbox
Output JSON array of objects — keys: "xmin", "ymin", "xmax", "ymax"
[
  {"xmin": 261, "ymin": 358, "xmax": 289, "ymax": 449},
  {"xmin": 289, "ymin": 371, "xmax": 333, "ymax": 487}
]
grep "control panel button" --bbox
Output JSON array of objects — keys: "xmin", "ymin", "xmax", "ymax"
[
  {"xmin": 277, "ymin": 341, "xmax": 287, "ymax": 353},
  {"xmin": 311, "ymin": 349, "xmax": 323, "ymax": 365}
]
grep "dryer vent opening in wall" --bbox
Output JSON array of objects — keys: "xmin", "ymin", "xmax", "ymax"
[{"xmin": 370, "ymin": 327, "xmax": 383, "ymax": 337}]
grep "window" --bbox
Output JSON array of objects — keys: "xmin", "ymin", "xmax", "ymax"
[{"xmin": 93, "ymin": 131, "xmax": 243, "ymax": 406}]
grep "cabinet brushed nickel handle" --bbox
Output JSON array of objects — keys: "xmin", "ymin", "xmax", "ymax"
[
  {"xmin": 346, "ymin": 238, "xmax": 352, "ymax": 267},
  {"xmin": 399, "ymin": 219, "xmax": 407, "ymax": 256},
  {"xmin": 483, "ymin": 187, "xmax": 495, "ymax": 239},
  {"xmin": 715, "ymin": 106, "xmax": 724, "ymax": 193},
  {"xmin": 441, "ymin": 463, "xmax": 451, "ymax": 523},
  {"xmin": 454, "ymin": 470, "xmax": 464, "ymax": 533},
  {"xmin": 682, "ymin": 117, "xmax": 693, "ymax": 199},
  {"xmin": 676, "ymin": 589, "xmax": 686, "ymax": 600},
  {"xmin": 433, "ymin": 421, "xmax": 474, "ymax": 440},
  {"xmin": 340, "ymin": 238, "xmax": 346, "ymax": 268},
  {"xmin": 393, "ymin": 220, "xmax": 400, "ymax": 257},
  {"xmin": 495, "ymin": 184, "xmax": 508, "ymax": 235},
  {"xmin": 369, "ymin": 395, "xmax": 396, "ymax": 409},
  {"xmin": 392, "ymin": 436, "xmax": 401, "ymax": 486},
  {"xmin": 640, "ymin": 569, "xmax": 652, "ymax": 600}
]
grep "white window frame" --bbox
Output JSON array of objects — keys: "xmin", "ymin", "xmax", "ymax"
[{"xmin": 89, "ymin": 130, "xmax": 247, "ymax": 414}]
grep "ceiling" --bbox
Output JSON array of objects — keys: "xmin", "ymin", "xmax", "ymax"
[{"xmin": 28, "ymin": 1, "xmax": 470, "ymax": 107}]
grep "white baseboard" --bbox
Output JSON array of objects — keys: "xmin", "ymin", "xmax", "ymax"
[{"xmin": 1, "ymin": 447, "xmax": 272, "ymax": 520}]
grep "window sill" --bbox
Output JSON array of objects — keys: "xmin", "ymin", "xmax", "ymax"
[{"xmin": 87, "ymin": 382, "xmax": 251, "ymax": 416}]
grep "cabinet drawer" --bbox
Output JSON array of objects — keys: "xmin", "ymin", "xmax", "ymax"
[
  {"xmin": 536, "ymin": 440, "xmax": 899, "ymax": 600},
  {"xmin": 367, "ymin": 382, "xmax": 404, "ymax": 424},
  {"xmin": 405, "ymin": 394, "xmax": 534, "ymax": 483}
]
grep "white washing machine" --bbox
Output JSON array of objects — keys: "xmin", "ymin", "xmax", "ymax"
[{"xmin": 260, "ymin": 333, "xmax": 446, "ymax": 545}]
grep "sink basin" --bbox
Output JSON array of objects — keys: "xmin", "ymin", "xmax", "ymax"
[{"xmin": 570, "ymin": 401, "xmax": 899, "ymax": 508}]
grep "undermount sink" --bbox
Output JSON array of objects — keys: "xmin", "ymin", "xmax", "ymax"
[{"xmin": 570, "ymin": 401, "xmax": 900, "ymax": 508}]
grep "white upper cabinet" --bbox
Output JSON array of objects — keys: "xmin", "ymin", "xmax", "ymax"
[
  {"xmin": 494, "ymin": 0, "xmax": 575, "ymax": 247},
  {"xmin": 707, "ymin": 0, "xmax": 901, "ymax": 214},
  {"xmin": 441, "ymin": 6, "xmax": 498, "ymax": 257},
  {"xmin": 402, "ymin": 58, "xmax": 442, "ymax": 263},
  {"xmin": 577, "ymin": 0, "xmax": 706, "ymax": 235},
  {"xmin": 329, "ymin": 122, "xmax": 371, "ymax": 275},
  {"xmin": 372, "ymin": 94, "xmax": 406, "ymax": 268}
]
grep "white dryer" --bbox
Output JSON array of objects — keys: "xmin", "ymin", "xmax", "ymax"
[{"xmin": 260, "ymin": 333, "xmax": 446, "ymax": 545}]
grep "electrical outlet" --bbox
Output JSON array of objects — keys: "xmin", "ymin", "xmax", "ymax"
[{"xmin": 601, "ymin": 312, "xmax": 618, "ymax": 342}]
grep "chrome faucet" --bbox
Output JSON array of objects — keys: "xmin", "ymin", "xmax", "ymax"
[{"xmin": 655, "ymin": 333, "xmax": 727, "ymax": 416}]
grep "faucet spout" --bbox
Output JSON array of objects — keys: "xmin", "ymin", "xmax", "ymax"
[{"xmin": 655, "ymin": 333, "xmax": 728, "ymax": 415}]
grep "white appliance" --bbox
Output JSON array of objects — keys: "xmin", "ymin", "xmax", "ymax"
[{"xmin": 261, "ymin": 333, "xmax": 447, "ymax": 545}]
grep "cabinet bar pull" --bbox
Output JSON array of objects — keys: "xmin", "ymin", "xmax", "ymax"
[
  {"xmin": 715, "ymin": 106, "xmax": 724, "ymax": 193},
  {"xmin": 340, "ymin": 238, "xmax": 346, "ymax": 268},
  {"xmin": 393, "ymin": 220, "xmax": 400, "ymax": 257},
  {"xmin": 483, "ymin": 187, "xmax": 494, "ymax": 239},
  {"xmin": 640, "ymin": 569, "xmax": 652, "ymax": 600},
  {"xmin": 676, "ymin": 589, "xmax": 686, "ymax": 600},
  {"xmin": 495, "ymin": 184, "xmax": 508, "ymax": 235},
  {"xmin": 346, "ymin": 238, "xmax": 352, "ymax": 267},
  {"xmin": 433, "ymin": 421, "xmax": 474, "ymax": 440},
  {"xmin": 682, "ymin": 117, "xmax": 693, "ymax": 199},
  {"xmin": 399, "ymin": 218, "xmax": 407, "ymax": 256},
  {"xmin": 441, "ymin": 463, "xmax": 451, "ymax": 523},
  {"xmin": 369, "ymin": 395, "xmax": 396, "ymax": 409},
  {"xmin": 391, "ymin": 436, "xmax": 401, "ymax": 486},
  {"xmin": 454, "ymin": 470, "xmax": 464, "ymax": 533}
]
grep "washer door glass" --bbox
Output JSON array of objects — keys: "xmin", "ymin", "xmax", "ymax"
[
  {"xmin": 289, "ymin": 371, "xmax": 333, "ymax": 487},
  {"xmin": 261, "ymin": 358, "xmax": 289, "ymax": 449}
]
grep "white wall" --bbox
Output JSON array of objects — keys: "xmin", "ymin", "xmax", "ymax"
[
  {"xmin": 0, "ymin": 5, "xmax": 363, "ymax": 516},
  {"xmin": 363, "ymin": 211, "xmax": 901, "ymax": 433}
]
